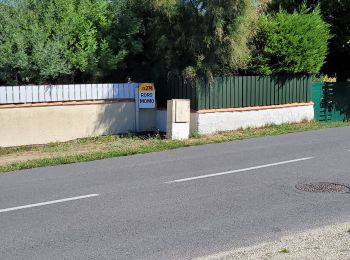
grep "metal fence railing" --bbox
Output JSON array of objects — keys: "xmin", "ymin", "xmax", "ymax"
[
  {"xmin": 156, "ymin": 75, "xmax": 312, "ymax": 110},
  {"xmin": 0, "ymin": 83, "xmax": 138, "ymax": 104}
]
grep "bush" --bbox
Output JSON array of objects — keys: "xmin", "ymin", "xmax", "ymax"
[
  {"xmin": 0, "ymin": 0, "xmax": 141, "ymax": 85},
  {"xmin": 250, "ymin": 6, "xmax": 331, "ymax": 75}
]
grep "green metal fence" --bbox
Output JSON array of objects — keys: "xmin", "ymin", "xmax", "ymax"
[
  {"xmin": 156, "ymin": 75, "xmax": 312, "ymax": 110},
  {"xmin": 312, "ymin": 81, "xmax": 350, "ymax": 122}
]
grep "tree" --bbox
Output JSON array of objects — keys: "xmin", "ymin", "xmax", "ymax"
[
  {"xmin": 127, "ymin": 0, "xmax": 257, "ymax": 81},
  {"xmin": 0, "ymin": 0, "xmax": 141, "ymax": 84},
  {"xmin": 320, "ymin": 0, "xmax": 350, "ymax": 80},
  {"xmin": 0, "ymin": 0, "xmax": 71, "ymax": 84},
  {"xmin": 249, "ymin": 7, "xmax": 330, "ymax": 75}
]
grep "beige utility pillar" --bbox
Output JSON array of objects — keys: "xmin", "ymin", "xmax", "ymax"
[{"xmin": 167, "ymin": 99, "xmax": 190, "ymax": 140}]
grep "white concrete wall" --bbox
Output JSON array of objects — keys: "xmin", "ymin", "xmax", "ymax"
[
  {"xmin": 156, "ymin": 104, "xmax": 314, "ymax": 135},
  {"xmin": 0, "ymin": 101, "xmax": 136, "ymax": 147},
  {"xmin": 196, "ymin": 104, "xmax": 314, "ymax": 134},
  {"xmin": 190, "ymin": 113, "xmax": 199, "ymax": 134},
  {"xmin": 156, "ymin": 110, "xmax": 167, "ymax": 132},
  {"xmin": 139, "ymin": 109, "xmax": 157, "ymax": 132},
  {"xmin": 1, "ymin": 102, "xmax": 314, "ymax": 147}
]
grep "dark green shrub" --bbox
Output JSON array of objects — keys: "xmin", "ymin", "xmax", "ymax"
[{"xmin": 250, "ymin": 7, "xmax": 331, "ymax": 75}]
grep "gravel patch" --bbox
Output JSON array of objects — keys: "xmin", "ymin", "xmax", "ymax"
[
  {"xmin": 295, "ymin": 182, "xmax": 350, "ymax": 193},
  {"xmin": 195, "ymin": 222, "xmax": 350, "ymax": 260}
]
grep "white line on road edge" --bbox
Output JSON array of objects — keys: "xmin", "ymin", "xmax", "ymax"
[
  {"xmin": 165, "ymin": 157, "xmax": 314, "ymax": 184},
  {"xmin": 0, "ymin": 194, "xmax": 99, "ymax": 214}
]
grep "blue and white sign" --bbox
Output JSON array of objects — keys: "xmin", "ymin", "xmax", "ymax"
[{"xmin": 138, "ymin": 83, "xmax": 156, "ymax": 109}]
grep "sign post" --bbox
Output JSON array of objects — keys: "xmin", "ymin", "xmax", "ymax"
[
  {"xmin": 135, "ymin": 83, "xmax": 156, "ymax": 132},
  {"xmin": 138, "ymin": 83, "xmax": 156, "ymax": 109}
]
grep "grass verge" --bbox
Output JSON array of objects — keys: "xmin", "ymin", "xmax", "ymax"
[{"xmin": 1, "ymin": 121, "xmax": 349, "ymax": 173}]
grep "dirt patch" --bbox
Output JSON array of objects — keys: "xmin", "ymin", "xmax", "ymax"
[
  {"xmin": 0, "ymin": 136, "xmax": 159, "ymax": 166},
  {"xmin": 0, "ymin": 143, "xmax": 109, "ymax": 165}
]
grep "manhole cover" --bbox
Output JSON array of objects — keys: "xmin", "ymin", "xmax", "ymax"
[{"xmin": 295, "ymin": 182, "xmax": 350, "ymax": 193}]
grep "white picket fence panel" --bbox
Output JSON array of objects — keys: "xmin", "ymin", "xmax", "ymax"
[{"xmin": 0, "ymin": 83, "xmax": 138, "ymax": 104}]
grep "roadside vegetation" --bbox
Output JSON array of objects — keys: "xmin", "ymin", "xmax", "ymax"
[
  {"xmin": 0, "ymin": 0, "xmax": 342, "ymax": 85},
  {"xmin": 1, "ymin": 121, "xmax": 349, "ymax": 173},
  {"xmin": 0, "ymin": 1, "xmax": 348, "ymax": 172}
]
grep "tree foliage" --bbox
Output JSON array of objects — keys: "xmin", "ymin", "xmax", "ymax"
[
  {"xmin": 268, "ymin": 0, "xmax": 350, "ymax": 79},
  {"xmin": 320, "ymin": 0, "xmax": 350, "ymax": 80},
  {"xmin": 128, "ymin": 0, "xmax": 257, "ymax": 80},
  {"xmin": 0, "ymin": 0, "xmax": 336, "ymax": 84},
  {"xmin": 0, "ymin": 0, "xmax": 141, "ymax": 84},
  {"xmin": 250, "ymin": 7, "xmax": 330, "ymax": 75}
]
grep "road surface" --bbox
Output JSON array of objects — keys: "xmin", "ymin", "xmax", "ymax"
[{"xmin": 0, "ymin": 127, "xmax": 350, "ymax": 259}]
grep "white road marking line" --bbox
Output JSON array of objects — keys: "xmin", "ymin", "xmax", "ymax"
[
  {"xmin": 165, "ymin": 157, "xmax": 314, "ymax": 184},
  {"xmin": 0, "ymin": 194, "xmax": 99, "ymax": 214}
]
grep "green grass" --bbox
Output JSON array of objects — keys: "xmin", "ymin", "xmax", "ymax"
[{"xmin": 0, "ymin": 121, "xmax": 349, "ymax": 173}]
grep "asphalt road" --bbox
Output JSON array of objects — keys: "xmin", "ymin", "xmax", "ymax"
[{"xmin": 1, "ymin": 126, "xmax": 350, "ymax": 259}]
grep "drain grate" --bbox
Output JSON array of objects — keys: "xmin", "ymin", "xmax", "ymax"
[{"xmin": 296, "ymin": 182, "xmax": 350, "ymax": 193}]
